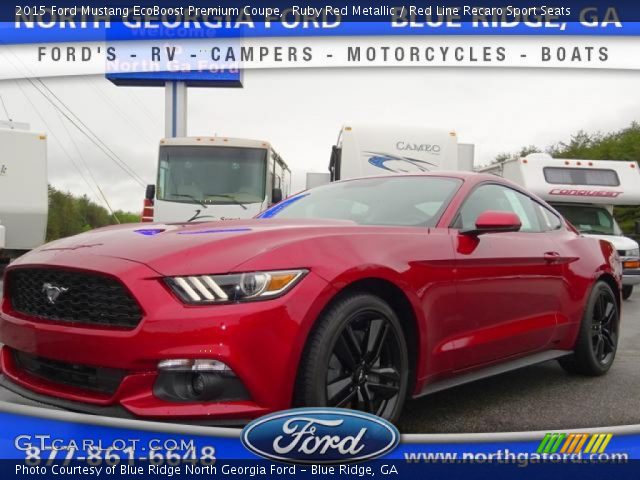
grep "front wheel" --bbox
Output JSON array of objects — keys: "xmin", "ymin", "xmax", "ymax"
[
  {"xmin": 622, "ymin": 285, "xmax": 633, "ymax": 301},
  {"xmin": 559, "ymin": 281, "xmax": 620, "ymax": 376},
  {"xmin": 294, "ymin": 293, "xmax": 409, "ymax": 423}
]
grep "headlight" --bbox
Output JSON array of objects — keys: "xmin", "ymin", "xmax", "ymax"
[
  {"xmin": 165, "ymin": 269, "xmax": 308, "ymax": 304},
  {"xmin": 626, "ymin": 248, "xmax": 640, "ymax": 258}
]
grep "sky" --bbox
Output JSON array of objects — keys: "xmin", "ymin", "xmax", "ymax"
[{"xmin": 0, "ymin": 67, "xmax": 639, "ymax": 213}]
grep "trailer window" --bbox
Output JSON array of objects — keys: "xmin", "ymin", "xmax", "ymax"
[
  {"xmin": 543, "ymin": 167, "xmax": 620, "ymax": 187},
  {"xmin": 158, "ymin": 146, "xmax": 267, "ymax": 205}
]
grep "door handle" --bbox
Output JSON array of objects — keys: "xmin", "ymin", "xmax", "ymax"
[{"xmin": 544, "ymin": 252, "xmax": 561, "ymax": 263}]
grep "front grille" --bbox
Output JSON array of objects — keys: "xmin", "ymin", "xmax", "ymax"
[
  {"xmin": 8, "ymin": 268, "xmax": 143, "ymax": 328},
  {"xmin": 13, "ymin": 350, "xmax": 126, "ymax": 395},
  {"xmin": 618, "ymin": 250, "xmax": 626, "ymax": 257}
]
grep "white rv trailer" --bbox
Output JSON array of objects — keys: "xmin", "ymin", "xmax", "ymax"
[
  {"xmin": 0, "ymin": 122, "xmax": 48, "ymax": 259},
  {"xmin": 479, "ymin": 153, "xmax": 640, "ymax": 299},
  {"xmin": 305, "ymin": 172, "xmax": 333, "ymax": 190},
  {"xmin": 306, "ymin": 124, "xmax": 475, "ymax": 188},
  {"xmin": 144, "ymin": 137, "xmax": 291, "ymax": 223}
]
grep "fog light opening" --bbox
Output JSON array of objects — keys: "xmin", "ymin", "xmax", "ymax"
[
  {"xmin": 154, "ymin": 359, "xmax": 247, "ymax": 402},
  {"xmin": 190, "ymin": 373, "xmax": 206, "ymax": 397},
  {"xmin": 185, "ymin": 372, "xmax": 223, "ymax": 401}
]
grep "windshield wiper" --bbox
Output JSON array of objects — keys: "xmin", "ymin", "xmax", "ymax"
[
  {"xmin": 171, "ymin": 194, "xmax": 207, "ymax": 209},
  {"xmin": 205, "ymin": 194, "xmax": 248, "ymax": 210}
]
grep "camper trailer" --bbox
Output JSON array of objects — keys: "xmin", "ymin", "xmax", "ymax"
[
  {"xmin": 143, "ymin": 137, "xmax": 291, "ymax": 223},
  {"xmin": 480, "ymin": 153, "xmax": 640, "ymax": 300},
  {"xmin": 0, "ymin": 122, "xmax": 48, "ymax": 260},
  {"xmin": 307, "ymin": 124, "xmax": 475, "ymax": 188}
]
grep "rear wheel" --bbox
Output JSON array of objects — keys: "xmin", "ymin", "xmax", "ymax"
[
  {"xmin": 622, "ymin": 285, "xmax": 633, "ymax": 301},
  {"xmin": 559, "ymin": 281, "xmax": 619, "ymax": 376},
  {"xmin": 295, "ymin": 293, "xmax": 409, "ymax": 422}
]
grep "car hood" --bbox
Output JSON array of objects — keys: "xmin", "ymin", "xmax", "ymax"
[
  {"xmin": 19, "ymin": 219, "xmax": 358, "ymax": 276},
  {"xmin": 583, "ymin": 233, "xmax": 639, "ymax": 252}
]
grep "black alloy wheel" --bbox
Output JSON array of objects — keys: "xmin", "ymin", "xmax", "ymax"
[
  {"xmin": 591, "ymin": 287, "xmax": 618, "ymax": 365},
  {"xmin": 559, "ymin": 281, "xmax": 620, "ymax": 376},
  {"xmin": 326, "ymin": 311, "xmax": 404, "ymax": 418},
  {"xmin": 295, "ymin": 293, "xmax": 409, "ymax": 422}
]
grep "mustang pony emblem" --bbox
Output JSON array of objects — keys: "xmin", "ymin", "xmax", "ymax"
[{"xmin": 42, "ymin": 283, "xmax": 69, "ymax": 305}]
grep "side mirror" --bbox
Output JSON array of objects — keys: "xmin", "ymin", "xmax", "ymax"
[
  {"xmin": 635, "ymin": 220, "xmax": 640, "ymax": 235},
  {"xmin": 461, "ymin": 211, "xmax": 522, "ymax": 236},
  {"xmin": 145, "ymin": 184, "xmax": 156, "ymax": 201},
  {"xmin": 271, "ymin": 188, "xmax": 283, "ymax": 204}
]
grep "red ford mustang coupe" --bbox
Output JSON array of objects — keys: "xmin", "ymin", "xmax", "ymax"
[{"xmin": 0, "ymin": 173, "xmax": 622, "ymax": 423}]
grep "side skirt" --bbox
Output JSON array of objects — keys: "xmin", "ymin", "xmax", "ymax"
[{"xmin": 416, "ymin": 349, "xmax": 572, "ymax": 398}]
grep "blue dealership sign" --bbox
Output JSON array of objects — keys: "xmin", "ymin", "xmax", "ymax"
[{"xmin": 106, "ymin": 69, "xmax": 243, "ymax": 87}]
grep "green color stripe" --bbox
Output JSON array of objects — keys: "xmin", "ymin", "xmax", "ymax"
[
  {"xmin": 544, "ymin": 434, "xmax": 558, "ymax": 453},
  {"xmin": 549, "ymin": 433, "xmax": 567, "ymax": 453},
  {"xmin": 537, "ymin": 433, "xmax": 553, "ymax": 454}
]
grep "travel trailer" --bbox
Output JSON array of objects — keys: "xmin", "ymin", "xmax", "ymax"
[
  {"xmin": 480, "ymin": 153, "xmax": 640, "ymax": 300},
  {"xmin": 306, "ymin": 124, "xmax": 475, "ymax": 188},
  {"xmin": 143, "ymin": 137, "xmax": 291, "ymax": 223},
  {"xmin": 0, "ymin": 122, "xmax": 48, "ymax": 260}
]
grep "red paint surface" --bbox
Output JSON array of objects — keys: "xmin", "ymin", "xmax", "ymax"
[{"xmin": 0, "ymin": 173, "xmax": 621, "ymax": 420}]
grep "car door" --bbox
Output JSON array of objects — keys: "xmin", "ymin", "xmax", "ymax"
[{"xmin": 448, "ymin": 183, "xmax": 564, "ymax": 370}]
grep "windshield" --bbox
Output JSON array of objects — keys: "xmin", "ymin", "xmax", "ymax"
[
  {"xmin": 158, "ymin": 146, "xmax": 267, "ymax": 205},
  {"xmin": 552, "ymin": 204, "xmax": 622, "ymax": 236},
  {"xmin": 259, "ymin": 176, "xmax": 462, "ymax": 227}
]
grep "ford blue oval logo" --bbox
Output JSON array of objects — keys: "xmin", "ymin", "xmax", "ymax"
[{"xmin": 241, "ymin": 408, "xmax": 399, "ymax": 464}]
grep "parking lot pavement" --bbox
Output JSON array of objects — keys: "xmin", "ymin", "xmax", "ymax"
[
  {"xmin": 0, "ymin": 277, "xmax": 639, "ymax": 433},
  {"xmin": 398, "ymin": 290, "xmax": 640, "ymax": 433}
]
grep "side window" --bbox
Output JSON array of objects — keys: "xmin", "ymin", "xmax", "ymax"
[
  {"xmin": 536, "ymin": 204, "xmax": 563, "ymax": 231},
  {"xmin": 158, "ymin": 160, "xmax": 168, "ymax": 199},
  {"xmin": 267, "ymin": 157, "xmax": 274, "ymax": 190},
  {"xmin": 597, "ymin": 210, "xmax": 613, "ymax": 229},
  {"xmin": 457, "ymin": 184, "xmax": 543, "ymax": 233}
]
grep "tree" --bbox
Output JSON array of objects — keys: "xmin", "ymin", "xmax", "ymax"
[
  {"xmin": 494, "ymin": 123, "xmax": 640, "ymax": 234},
  {"xmin": 492, "ymin": 145, "xmax": 541, "ymax": 164},
  {"xmin": 46, "ymin": 186, "xmax": 140, "ymax": 241}
]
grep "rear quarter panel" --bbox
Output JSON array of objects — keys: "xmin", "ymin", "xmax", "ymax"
[{"xmin": 552, "ymin": 230, "xmax": 622, "ymax": 350}]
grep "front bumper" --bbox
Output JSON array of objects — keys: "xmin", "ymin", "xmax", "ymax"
[
  {"xmin": 0, "ymin": 256, "xmax": 332, "ymax": 421},
  {"xmin": 623, "ymin": 270, "xmax": 640, "ymax": 286},
  {"xmin": 621, "ymin": 257, "xmax": 640, "ymax": 286},
  {"xmin": 0, "ymin": 374, "xmax": 248, "ymax": 426}
]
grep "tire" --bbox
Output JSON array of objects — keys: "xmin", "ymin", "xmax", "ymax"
[
  {"xmin": 622, "ymin": 285, "xmax": 633, "ymax": 301},
  {"xmin": 294, "ymin": 292, "xmax": 409, "ymax": 423},
  {"xmin": 558, "ymin": 281, "xmax": 620, "ymax": 376}
]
